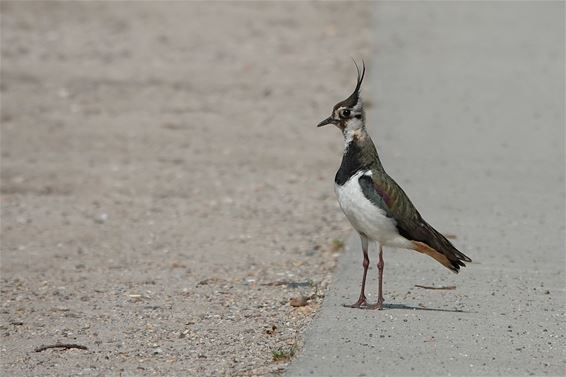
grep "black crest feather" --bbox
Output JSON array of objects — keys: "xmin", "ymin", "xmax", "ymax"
[{"xmin": 335, "ymin": 59, "xmax": 365, "ymax": 110}]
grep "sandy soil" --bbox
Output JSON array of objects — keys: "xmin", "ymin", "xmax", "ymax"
[{"xmin": 0, "ymin": 2, "xmax": 373, "ymax": 376}]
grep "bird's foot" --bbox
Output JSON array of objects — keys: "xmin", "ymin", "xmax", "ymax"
[
  {"xmin": 367, "ymin": 298, "xmax": 384, "ymax": 310},
  {"xmin": 343, "ymin": 296, "xmax": 368, "ymax": 309}
]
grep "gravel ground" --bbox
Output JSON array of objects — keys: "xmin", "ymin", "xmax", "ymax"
[{"xmin": 0, "ymin": 2, "xmax": 373, "ymax": 376}]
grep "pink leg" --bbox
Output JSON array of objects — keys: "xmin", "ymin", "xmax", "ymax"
[
  {"xmin": 343, "ymin": 234, "xmax": 369, "ymax": 308},
  {"xmin": 369, "ymin": 245, "xmax": 385, "ymax": 310}
]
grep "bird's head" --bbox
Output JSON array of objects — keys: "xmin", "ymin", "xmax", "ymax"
[{"xmin": 317, "ymin": 60, "xmax": 366, "ymax": 135}]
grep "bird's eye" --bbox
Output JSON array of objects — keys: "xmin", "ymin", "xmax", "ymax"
[{"xmin": 340, "ymin": 109, "xmax": 351, "ymax": 118}]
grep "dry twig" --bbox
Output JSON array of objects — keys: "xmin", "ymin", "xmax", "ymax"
[
  {"xmin": 34, "ymin": 343, "xmax": 88, "ymax": 352},
  {"xmin": 414, "ymin": 284, "xmax": 456, "ymax": 290}
]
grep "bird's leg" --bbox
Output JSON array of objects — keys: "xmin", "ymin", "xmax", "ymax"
[
  {"xmin": 368, "ymin": 245, "xmax": 385, "ymax": 310},
  {"xmin": 343, "ymin": 234, "xmax": 369, "ymax": 308}
]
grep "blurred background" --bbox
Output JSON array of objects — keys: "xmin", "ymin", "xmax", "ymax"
[{"xmin": 1, "ymin": 2, "xmax": 563, "ymax": 376}]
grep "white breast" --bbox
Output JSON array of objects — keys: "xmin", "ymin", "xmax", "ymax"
[{"xmin": 334, "ymin": 170, "xmax": 404, "ymax": 245}]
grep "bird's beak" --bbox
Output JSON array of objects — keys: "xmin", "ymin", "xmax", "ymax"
[{"xmin": 317, "ymin": 117, "xmax": 336, "ymax": 127}]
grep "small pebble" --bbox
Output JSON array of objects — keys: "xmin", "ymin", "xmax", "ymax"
[{"xmin": 290, "ymin": 295, "xmax": 308, "ymax": 307}]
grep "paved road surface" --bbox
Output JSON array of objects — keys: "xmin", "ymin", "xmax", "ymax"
[{"xmin": 287, "ymin": 2, "xmax": 564, "ymax": 376}]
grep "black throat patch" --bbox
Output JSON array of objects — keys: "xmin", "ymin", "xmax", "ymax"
[{"xmin": 335, "ymin": 140, "xmax": 364, "ymax": 186}]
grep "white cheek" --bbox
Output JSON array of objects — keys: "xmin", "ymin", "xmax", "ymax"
[
  {"xmin": 345, "ymin": 117, "xmax": 364, "ymax": 131},
  {"xmin": 343, "ymin": 118, "xmax": 364, "ymax": 145}
]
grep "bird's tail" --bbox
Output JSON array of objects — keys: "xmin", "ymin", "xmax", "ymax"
[{"xmin": 411, "ymin": 225, "xmax": 472, "ymax": 273}]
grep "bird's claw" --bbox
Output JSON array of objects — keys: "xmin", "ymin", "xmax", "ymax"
[
  {"xmin": 343, "ymin": 297, "xmax": 385, "ymax": 310},
  {"xmin": 367, "ymin": 298, "xmax": 385, "ymax": 310},
  {"xmin": 366, "ymin": 302, "xmax": 384, "ymax": 310},
  {"xmin": 343, "ymin": 296, "xmax": 368, "ymax": 309}
]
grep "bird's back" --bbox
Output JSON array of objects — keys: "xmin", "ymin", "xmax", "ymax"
[{"xmin": 365, "ymin": 167, "xmax": 472, "ymax": 271}]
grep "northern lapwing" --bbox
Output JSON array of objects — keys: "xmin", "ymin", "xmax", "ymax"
[{"xmin": 317, "ymin": 61, "xmax": 472, "ymax": 309}]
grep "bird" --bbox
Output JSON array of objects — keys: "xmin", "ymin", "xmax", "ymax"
[{"xmin": 317, "ymin": 61, "xmax": 472, "ymax": 310}]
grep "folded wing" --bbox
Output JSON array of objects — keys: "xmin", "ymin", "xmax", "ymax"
[{"xmin": 358, "ymin": 173, "xmax": 472, "ymax": 272}]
